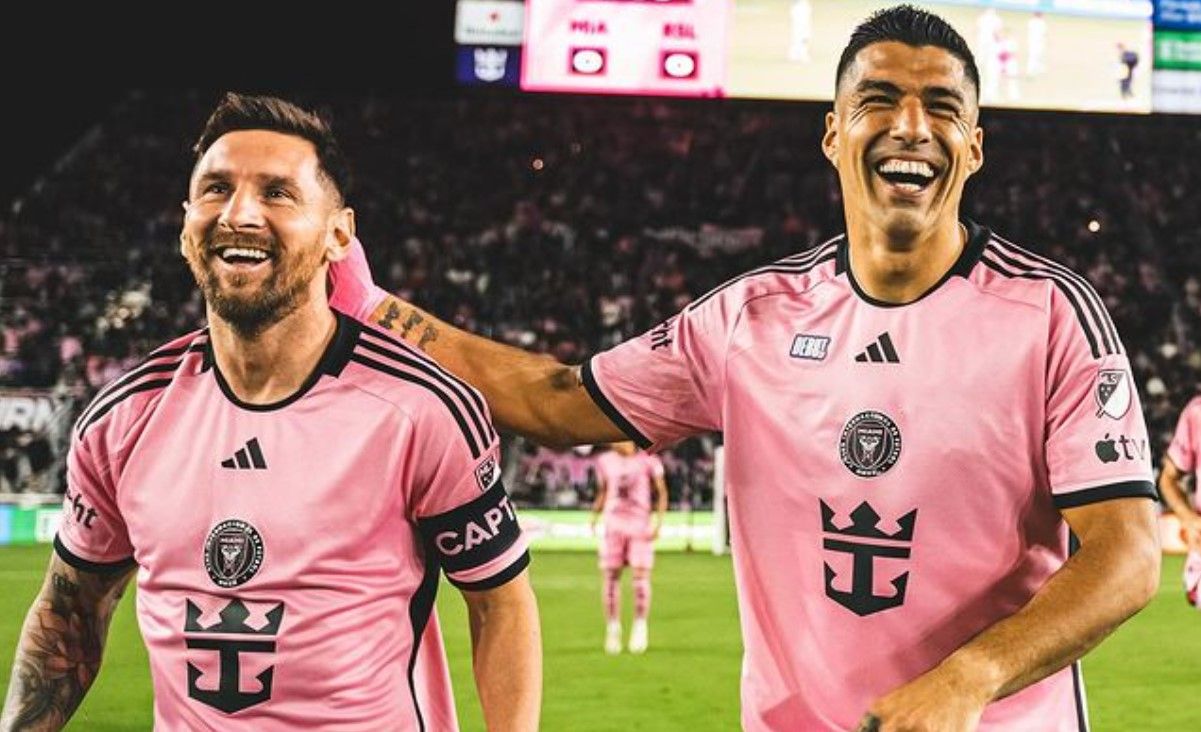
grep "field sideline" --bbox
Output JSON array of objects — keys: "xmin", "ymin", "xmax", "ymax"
[{"xmin": 0, "ymin": 546, "xmax": 1196, "ymax": 730}]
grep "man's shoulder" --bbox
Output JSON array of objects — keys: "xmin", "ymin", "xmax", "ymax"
[
  {"xmin": 74, "ymin": 328, "xmax": 210, "ymax": 442},
  {"xmin": 342, "ymin": 319, "xmax": 493, "ymax": 429},
  {"xmin": 685, "ymin": 236, "xmax": 842, "ymax": 318},
  {"xmin": 975, "ymin": 228, "xmax": 1121, "ymax": 357}
]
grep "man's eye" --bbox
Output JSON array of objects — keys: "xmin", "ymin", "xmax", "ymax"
[
  {"xmin": 863, "ymin": 95, "xmax": 892, "ymax": 106},
  {"xmin": 266, "ymin": 188, "xmax": 292, "ymax": 200},
  {"xmin": 203, "ymin": 183, "xmax": 228, "ymax": 195}
]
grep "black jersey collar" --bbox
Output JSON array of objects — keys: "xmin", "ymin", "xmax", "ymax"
[
  {"xmin": 835, "ymin": 218, "xmax": 990, "ymax": 308},
  {"xmin": 209, "ymin": 310, "xmax": 361, "ymax": 412}
]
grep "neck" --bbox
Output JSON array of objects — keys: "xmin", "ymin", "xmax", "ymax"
[
  {"xmin": 208, "ymin": 295, "xmax": 337, "ymax": 405},
  {"xmin": 844, "ymin": 214, "xmax": 965, "ymax": 304}
]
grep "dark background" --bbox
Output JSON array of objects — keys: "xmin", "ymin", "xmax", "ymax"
[{"xmin": 0, "ymin": 7, "xmax": 457, "ymax": 209}]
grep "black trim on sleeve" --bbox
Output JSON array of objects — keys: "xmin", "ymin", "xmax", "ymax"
[
  {"xmin": 406, "ymin": 547, "xmax": 440, "ymax": 732},
  {"xmin": 448, "ymin": 550, "xmax": 530, "ymax": 592},
  {"xmin": 53, "ymin": 535, "xmax": 136, "ymax": 575},
  {"xmin": 580, "ymin": 359, "xmax": 652, "ymax": 449},
  {"xmin": 1052, "ymin": 480, "xmax": 1158, "ymax": 510}
]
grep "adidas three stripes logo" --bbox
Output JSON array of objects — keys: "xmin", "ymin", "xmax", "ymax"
[
  {"xmin": 854, "ymin": 332, "xmax": 901, "ymax": 363},
  {"xmin": 221, "ymin": 438, "xmax": 268, "ymax": 470}
]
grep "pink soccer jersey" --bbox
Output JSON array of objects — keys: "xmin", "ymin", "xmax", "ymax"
[
  {"xmin": 55, "ymin": 312, "xmax": 528, "ymax": 731},
  {"xmin": 595, "ymin": 450, "xmax": 663, "ymax": 537},
  {"xmin": 1166, "ymin": 396, "xmax": 1201, "ymax": 607},
  {"xmin": 584, "ymin": 221, "xmax": 1155, "ymax": 731},
  {"xmin": 1167, "ymin": 397, "xmax": 1201, "ymax": 497}
]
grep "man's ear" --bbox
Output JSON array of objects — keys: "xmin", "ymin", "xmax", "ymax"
[
  {"xmin": 325, "ymin": 207, "xmax": 356, "ymax": 263},
  {"xmin": 179, "ymin": 202, "xmax": 191, "ymax": 258},
  {"xmin": 821, "ymin": 111, "xmax": 839, "ymax": 166},
  {"xmin": 965, "ymin": 126, "xmax": 984, "ymax": 177}
]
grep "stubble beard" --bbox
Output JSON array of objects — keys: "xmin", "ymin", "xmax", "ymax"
[{"xmin": 188, "ymin": 232, "xmax": 325, "ymax": 339}]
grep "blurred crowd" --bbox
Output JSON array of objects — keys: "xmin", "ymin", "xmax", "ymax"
[{"xmin": 0, "ymin": 89, "xmax": 1198, "ymax": 504}]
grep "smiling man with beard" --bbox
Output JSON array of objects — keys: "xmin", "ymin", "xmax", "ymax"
[
  {"xmin": 328, "ymin": 5, "xmax": 1162, "ymax": 730},
  {"xmin": 1, "ymin": 93, "xmax": 541, "ymax": 732}
]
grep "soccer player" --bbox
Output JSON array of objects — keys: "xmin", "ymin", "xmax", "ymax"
[
  {"xmin": 329, "ymin": 5, "xmax": 1161, "ymax": 730},
  {"xmin": 589, "ymin": 441, "xmax": 668, "ymax": 654},
  {"xmin": 1159, "ymin": 397, "xmax": 1201, "ymax": 608},
  {"xmin": 0, "ymin": 93, "xmax": 540, "ymax": 731}
]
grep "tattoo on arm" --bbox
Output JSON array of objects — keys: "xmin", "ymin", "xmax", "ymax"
[
  {"xmin": 416, "ymin": 325, "xmax": 438, "ymax": 351},
  {"xmin": 1, "ymin": 564, "xmax": 129, "ymax": 731},
  {"xmin": 549, "ymin": 367, "xmax": 583, "ymax": 392},
  {"xmin": 376, "ymin": 300, "xmax": 403, "ymax": 331}
]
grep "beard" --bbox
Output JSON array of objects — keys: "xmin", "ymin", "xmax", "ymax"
[{"xmin": 187, "ymin": 231, "xmax": 325, "ymax": 338}]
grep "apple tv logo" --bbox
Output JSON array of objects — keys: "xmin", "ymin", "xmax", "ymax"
[{"xmin": 1094, "ymin": 433, "xmax": 1148, "ymax": 464}]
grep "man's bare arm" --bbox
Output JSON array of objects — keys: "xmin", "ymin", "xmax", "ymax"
[
  {"xmin": 461, "ymin": 571, "xmax": 541, "ymax": 732},
  {"xmin": 866, "ymin": 496, "xmax": 1160, "ymax": 730},
  {"xmin": 1159, "ymin": 456, "xmax": 1201, "ymax": 550},
  {"xmin": 368, "ymin": 294, "xmax": 626, "ymax": 448},
  {"xmin": 1, "ymin": 553, "xmax": 134, "ymax": 732}
]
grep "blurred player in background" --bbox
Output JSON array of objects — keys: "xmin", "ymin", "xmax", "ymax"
[
  {"xmin": 1, "ymin": 93, "xmax": 541, "ymax": 732},
  {"xmin": 976, "ymin": 7, "xmax": 1003, "ymax": 103},
  {"xmin": 1117, "ymin": 42, "xmax": 1140, "ymax": 100},
  {"xmin": 330, "ymin": 5, "xmax": 1160, "ymax": 730},
  {"xmin": 789, "ymin": 0, "xmax": 813, "ymax": 63},
  {"xmin": 1026, "ymin": 11, "xmax": 1047, "ymax": 76},
  {"xmin": 589, "ymin": 441, "xmax": 668, "ymax": 654},
  {"xmin": 1158, "ymin": 397, "xmax": 1201, "ymax": 609}
]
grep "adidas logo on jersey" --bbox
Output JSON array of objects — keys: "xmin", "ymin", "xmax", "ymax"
[
  {"xmin": 853, "ymin": 332, "xmax": 900, "ymax": 363},
  {"xmin": 221, "ymin": 438, "xmax": 268, "ymax": 470}
]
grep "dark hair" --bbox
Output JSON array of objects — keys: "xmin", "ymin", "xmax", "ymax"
[
  {"xmin": 835, "ymin": 4, "xmax": 980, "ymax": 99},
  {"xmin": 192, "ymin": 92, "xmax": 352, "ymax": 204}
]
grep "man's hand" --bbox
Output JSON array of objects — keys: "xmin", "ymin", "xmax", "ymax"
[
  {"xmin": 861, "ymin": 659, "xmax": 989, "ymax": 732},
  {"xmin": 1181, "ymin": 514, "xmax": 1201, "ymax": 552}
]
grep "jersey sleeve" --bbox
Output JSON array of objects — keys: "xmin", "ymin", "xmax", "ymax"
[
  {"xmin": 410, "ymin": 391, "xmax": 529, "ymax": 591},
  {"xmin": 1044, "ymin": 287, "xmax": 1157, "ymax": 509},
  {"xmin": 1167, "ymin": 399, "xmax": 1201, "ymax": 473},
  {"xmin": 55, "ymin": 427, "xmax": 136, "ymax": 573},
  {"xmin": 327, "ymin": 235, "xmax": 390, "ymax": 322},
  {"xmin": 583, "ymin": 299, "xmax": 730, "ymax": 452},
  {"xmin": 646, "ymin": 453, "xmax": 666, "ymax": 480}
]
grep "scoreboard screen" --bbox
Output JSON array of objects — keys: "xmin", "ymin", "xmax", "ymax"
[
  {"xmin": 521, "ymin": 0, "xmax": 732, "ymax": 97},
  {"xmin": 455, "ymin": 0, "xmax": 1162, "ymax": 113}
]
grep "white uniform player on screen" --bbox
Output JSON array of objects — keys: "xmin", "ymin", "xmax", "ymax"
[
  {"xmin": 590, "ymin": 440, "xmax": 668, "ymax": 654},
  {"xmin": 1027, "ymin": 11, "xmax": 1047, "ymax": 76},
  {"xmin": 976, "ymin": 8, "xmax": 1003, "ymax": 102},
  {"xmin": 1159, "ymin": 397, "xmax": 1201, "ymax": 609},
  {"xmin": 789, "ymin": 0, "xmax": 813, "ymax": 63}
]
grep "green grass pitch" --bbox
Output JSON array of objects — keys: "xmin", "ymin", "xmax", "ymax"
[{"xmin": 0, "ymin": 546, "xmax": 1196, "ymax": 730}]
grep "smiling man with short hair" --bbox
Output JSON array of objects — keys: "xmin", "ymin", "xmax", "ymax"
[{"xmin": 329, "ymin": 6, "xmax": 1161, "ymax": 730}]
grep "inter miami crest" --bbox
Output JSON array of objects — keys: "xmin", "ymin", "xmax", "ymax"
[
  {"xmin": 204, "ymin": 519, "xmax": 265, "ymax": 588},
  {"xmin": 1095, "ymin": 370, "xmax": 1131, "ymax": 420},
  {"xmin": 839, "ymin": 411, "xmax": 902, "ymax": 478}
]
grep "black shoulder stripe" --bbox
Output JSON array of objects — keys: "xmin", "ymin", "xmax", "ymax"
[
  {"xmin": 989, "ymin": 237, "xmax": 1120, "ymax": 355},
  {"xmin": 357, "ymin": 326, "xmax": 496, "ymax": 442},
  {"xmin": 982, "ymin": 249, "xmax": 1112, "ymax": 359},
  {"xmin": 76, "ymin": 339, "xmax": 208, "ymax": 434},
  {"xmin": 350, "ymin": 352, "xmax": 483, "ymax": 458},
  {"xmin": 77, "ymin": 378, "xmax": 177, "ymax": 438},
  {"xmin": 687, "ymin": 240, "xmax": 840, "ymax": 312},
  {"xmin": 356, "ymin": 333, "xmax": 494, "ymax": 447}
]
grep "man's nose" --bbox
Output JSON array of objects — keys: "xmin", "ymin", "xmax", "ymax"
[
  {"xmin": 889, "ymin": 98, "xmax": 932, "ymax": 147},
  {"xmin": 218, "ymin": 187, "xmax": 266, "ymax": 231}
]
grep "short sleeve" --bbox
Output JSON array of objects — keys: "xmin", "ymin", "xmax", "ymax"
[
  {"xmin": 646, "ymin": 454, "xmax": 666, "ymax": 480},
  {"xmin": 1044, "ymin": 287, "xmax": 1157, "ymax": 509},
  {"xmin": 1167, "ymin": 399, "xmax": 1201, "ymax": 473},
  {"xmin": 584, "ymin": 301, "xmax": 728, "ymax": 452},
  {"xmin": 327, "ymin": 236, "xmax": 390, "ymax": 322},
  {"xmin": 410, "ymin": 391, "xmax": 529, "ymax": 591},
  {"xmin": 55, "ymin": 431, "xmax": 136, "ymax": 573}
]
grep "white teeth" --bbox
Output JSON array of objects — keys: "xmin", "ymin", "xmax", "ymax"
[
  {"xmin": 219, "ymin": 247, "xmax": 269, "ymax": 262},
  {"xmin": 877, "ymin": 159, "xmax": 935, "ymax": 179}
]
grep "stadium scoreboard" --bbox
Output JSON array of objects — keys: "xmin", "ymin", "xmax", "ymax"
[{"xmin": 455, "ymin": 0, "xmax": 1199, "ymax": 114}]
